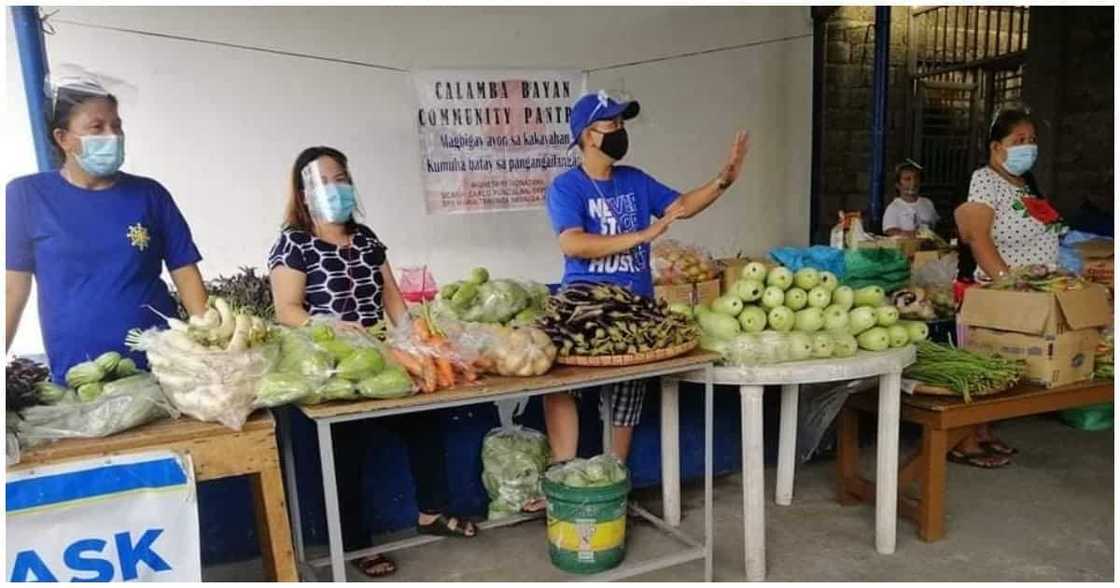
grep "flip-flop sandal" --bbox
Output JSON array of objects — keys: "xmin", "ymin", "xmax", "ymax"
[
  {"xmin": 948, "ymin": 449, "xmax": 1011, "ymax": 469},
  {"xmin": 979, "ymin": 440, "xmax": 1019, "ymax": 456},
  {"xmin": 521, "ymin": 498, "xmax": 548, "ymax": 513},
  {"xmin": 355, "ymin": 554, "xmax": 397, "ymax": 578},
  {"xmin": 417, "ymin": 514, "xmax": 479, "ymax": 538}
]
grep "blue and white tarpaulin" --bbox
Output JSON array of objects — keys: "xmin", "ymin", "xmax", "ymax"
[{"xmin": 6, "ymin": 451, "xmax": 201, "ymax": 582}]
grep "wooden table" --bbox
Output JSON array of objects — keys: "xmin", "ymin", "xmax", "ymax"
[
  {"xmin": 837, "ymin": 379, "xmax": 1115, "ymax": 542},
  {"xmin": 283, "ymin": 351, "xmax": 719, "ymax": 582},
  {"xmin": 671, "ymin": 347, "xmax": 916, "ymax": 581},
  {"xmin": 11, "ymin": 411, "xmax": 298, "ymax": 581}
]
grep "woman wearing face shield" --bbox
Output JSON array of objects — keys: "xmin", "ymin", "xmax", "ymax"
[
  {"xmin": 269, "ymin": 147, "xmax": 476, "ymax": 578},
  {"xmin": 952, "ymin": 108, "xmax": 1065, "ymax": 469},
  {"xmin": 5, "ymin": 80, "xmax": 208, "ymax": 382}
]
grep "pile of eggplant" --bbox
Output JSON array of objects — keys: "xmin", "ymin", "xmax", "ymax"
[{"xmin": 537, "ymin": 283, "xmax": 699, "ymax": 357}]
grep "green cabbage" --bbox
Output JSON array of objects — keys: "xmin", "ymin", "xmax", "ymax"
[{"xmin": 319, "ymin": 339, "xmax": 356, "ymax": 362}]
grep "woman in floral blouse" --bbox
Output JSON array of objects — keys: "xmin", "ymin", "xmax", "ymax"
[{"xmin": 953, "ymin": 108, "xmax": 1066, "ymax": 468}]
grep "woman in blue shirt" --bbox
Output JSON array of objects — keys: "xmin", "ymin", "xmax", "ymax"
[{"xmin": 6, "ymin": 80, "xmax": 208, "ymax": 382}]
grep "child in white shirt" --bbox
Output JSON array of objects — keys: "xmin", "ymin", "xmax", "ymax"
[{"xmin": 882, "ymin": 159, "xmax": 939, "ymax": 236}]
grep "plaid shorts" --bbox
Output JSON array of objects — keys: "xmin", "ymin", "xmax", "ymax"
[{"xmin": 569, "ymin": 378, "xmax": 651, "ymax": 428}]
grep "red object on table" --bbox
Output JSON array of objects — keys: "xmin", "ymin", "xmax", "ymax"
[{"xmin": 398, "ymin": 266, "xmax": 439, "ymax": 303}]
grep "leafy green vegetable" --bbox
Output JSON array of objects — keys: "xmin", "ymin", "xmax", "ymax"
[
  {"xmin": 481, "ymin": 426, "xmax": 550, "ymax": 520},
  {"xmin": 545, "ymin": 454, "xmax": 628, "ymax": 488},
  {"xmin": 468, "ymin": 267, "xmax": 490, "ymax": 285},
  {"xmin": 439, "ymin": 282, "xmax": 462, "ymax": 301},
  {"xmin": 452, "ymin": 282, "xmax": 479, "ymax": 307},
  {"xmin": 310, "ymin": 324, "xmax": 335, "ymax": 343},
  {"xmin": 319, "ymin": 339, "xmax": 356, "ymax": 362}
]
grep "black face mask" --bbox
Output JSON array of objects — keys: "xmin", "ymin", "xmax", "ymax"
[{"xmin": 593, "ymin": 128, "xmax": 629, "ymax": 161}]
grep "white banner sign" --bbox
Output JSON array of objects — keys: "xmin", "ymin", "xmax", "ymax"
[
  {"xmin": 414, "ymin": 69, "xmax": 585, "ymax": 214},
  {"xmin": 6, "ymin": 451, "xmax": 201, "ymax": 582}
]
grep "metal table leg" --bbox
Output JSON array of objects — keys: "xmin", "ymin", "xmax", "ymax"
[
  {"xmin": 280, "ymin": 409, "xmax": 306, "ymax": 564},
  {"xmin": 876, "ymin": 370, "xmax": 903, "ymax": 555},
  {"xmin": 704, "ymin": 365, "xmax": 715, "ymax": 582},
  {"xmin": 316, "ymin": 420, "xmax": 347, "ymax": 581},
  {"xmin": 660, "ymin": 377, "xmax": 682, "ymax": 527},
  {"xmin": 740, "ymin": 385, "xmax": 766, "ymax": 581},
  {"xmin": 776, "ymin": 384, "xmax": 799, "ymax": 506}
]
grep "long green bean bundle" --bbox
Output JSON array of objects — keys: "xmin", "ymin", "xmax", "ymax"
[{"xmin": 905, "ymin": 341, "xmax": 1025, "ymax": 403}]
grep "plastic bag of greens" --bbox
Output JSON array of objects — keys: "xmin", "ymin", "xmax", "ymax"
[
  {"xmin": 481, "ymin": 399, "xmax": 551, "ymax": 520},
  {"xmin": 17, "ymin": 374, "xmax": 179, "ymax": 447},
  {"xmin": 460, "ymin": 279, "xmax": 530, "ymax": 324},
  {"xmin": 544, "ymin": 454, "xmax": 629, "ymax": 488}
]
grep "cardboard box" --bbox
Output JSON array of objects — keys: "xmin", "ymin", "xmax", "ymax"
[
  {"xmin": 1076, "ymin": 239, "xmax": 1114, "ymax": 289},
  {"xmin": 655, "ymin": 278, "xmax": 721, "ymax": 307},
  {"xmin": 911, "ymin": 250, "xmax": 948, "ymax": 271},
  {"xmin": 965, "ymin": 327, "xmax": 1098, "ymax": 388},
  {"xmin": 959, "ymin": 285, "xmax": 1112, "ymax": 387}
]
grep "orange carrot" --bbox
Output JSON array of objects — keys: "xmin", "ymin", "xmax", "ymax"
[
  {"xmin": 435, "ymin": 356, "xmax": 455, "ymax": 388},
  {"xmin": 389, "ymin": 348, "xmax": 425, "ymax": 377},
  {"xmin": 418, "ymin": 354, "xmax": 438, "ymax": 392},
  {"xmin": 413, "ymin": 317, "xmax": 433, "ymax": 342}
]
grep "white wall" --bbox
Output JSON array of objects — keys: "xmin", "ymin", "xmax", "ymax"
[{"xmin": 5, "ymin": 6, "xmax": 812, "ymax": 355}]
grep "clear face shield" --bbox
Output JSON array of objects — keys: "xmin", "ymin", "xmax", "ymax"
[
  {"xmin": 301, "ymin": 159, "xmax": 364, "ymax": 224},
  {"xmin": 46, "ymin": 65, "xmax": 137, "ymax": 175}
]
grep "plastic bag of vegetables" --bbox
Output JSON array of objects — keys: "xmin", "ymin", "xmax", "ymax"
[
  {"xmin": 470, "ymin": 324, "xmax": 557, "ymax": 377},
  {"xmin": 16, "ymin": 374, "xmax": 179, "ymax": 447},
  {"xmin": 544, "ymin": 454, "xmax": 629, "ymax": 488},
  {"xmin": 481, "ymin": 424, "xmax": 551, "ymax": 520},
  {"xmin": 257, "ymin": 322, "xmax": 416, "ymax": 406},
  {"xmin": 127, "ymin": 323, "xmax": 279, "ymax": 431}
]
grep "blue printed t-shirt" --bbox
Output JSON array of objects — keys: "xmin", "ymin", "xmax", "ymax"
[
  {"xmin": 546, "ymin": 165, "xmax": 680, "ymax": 297},
  {"xmin": 6, "ymin": 171, "xmax": 203, "ymax": 383}
]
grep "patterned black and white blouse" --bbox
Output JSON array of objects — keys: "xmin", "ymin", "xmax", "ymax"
[{"xmin": 268, "ymin": 224, "xmax": 387, "ymax": 327}]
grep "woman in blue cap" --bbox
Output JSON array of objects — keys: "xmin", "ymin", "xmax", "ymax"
[
  {"xmin": 541, "ymin": 90, "xmax": 749, "ymax": 474},
  {"xmin": 6, "ymin": 78, "xmax": 208, "ymax": 381}
]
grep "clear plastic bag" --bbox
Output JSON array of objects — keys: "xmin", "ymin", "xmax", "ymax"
[
  {"xmin": 481, "ymin": 425, "xmax": 551, "ymax": 520},
  {"xmin": 16, "ymin": 374, "xmax": 180, "ymax": 447},
  {"xmin": 795, "ymin": 378, "xmax": 877, "ymax": 463},
  {"xmin": 258, "ymin": 321, "xmax": 416, "ymax": 407},
  {"xmin": 129, "ymin": 327, "xmax": 279, "ymax": 430},
  {"xmin": 543, "ymin": 454, "xmax": 629, "ymax": 488},
  {"xmin": 652, "ymin": 239, "xmax": 719, "ymax": 286},
  {"xmin": 398, "ymin": 266, "xmax": 438, "ymax": 304}
]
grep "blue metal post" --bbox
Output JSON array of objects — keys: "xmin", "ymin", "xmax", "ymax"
[
  {"xmin": 868, "ymin": 6, "xmax": 891, "ymax": 225},
  {"xmin": 11, "ymin": 6, "xmax": 54, "ymax": 171}
]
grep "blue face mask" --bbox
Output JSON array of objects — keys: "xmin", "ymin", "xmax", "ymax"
[
  {"xmin": 308, "ymin": 183, "xmax": 356, "ymax": 223},
  {"xmin": 1003, "ymin": 144, "xmax": 1038, "ymax": 176},
  {"xmin": 76, "ymin": 134, "xmax": 125, "ymax": 177}
]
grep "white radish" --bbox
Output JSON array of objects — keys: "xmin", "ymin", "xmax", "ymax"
[
  {"xmin": 226, "ymin": 314, "xmax": 251, "ymax": 352},
  {"xmin": 210, "ymin": 298, "xmax": 237, "ymax": 345}
]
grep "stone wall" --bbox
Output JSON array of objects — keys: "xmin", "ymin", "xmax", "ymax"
[
  {"xmin": 1024, "ymin": 6, "xmax": 1114, "ymax": 225},
  {"xmin": 817, "ymin": 7, "xmax": 911, "ymax": 241}
]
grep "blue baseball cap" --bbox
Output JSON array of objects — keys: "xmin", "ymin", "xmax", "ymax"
[{"xmin": 569, "ymin": 90, "xmax": 640, "ymax": 149}]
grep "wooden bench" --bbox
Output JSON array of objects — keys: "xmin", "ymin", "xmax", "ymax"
[
  {"xmin": 10, "ymin": 411, "xmax": 297, "ymax": 581},
  {"xmin": 836, "ymin": 379, "xmax": 1114, "ymax": 542}
]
